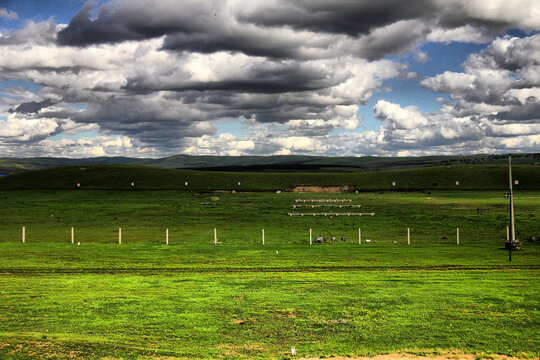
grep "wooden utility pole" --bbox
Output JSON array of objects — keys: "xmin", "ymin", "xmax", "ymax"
[{"xmin": 508, "ymin": 156, "xmax": 516, "ymax": 261}]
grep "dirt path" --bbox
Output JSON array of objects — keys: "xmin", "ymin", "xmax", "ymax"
[{"xmin": 299, "ymin": 351, "xmax": 538, "ymax": 360}]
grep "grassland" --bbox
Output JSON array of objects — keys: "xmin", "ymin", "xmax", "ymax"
[
  {"xmin": 0, "ymin": 185, "xmax": 539, "ymax": 359},
  {"xmin": 1, "ymin": 164, "xmax": 540, "ymax": 191}
]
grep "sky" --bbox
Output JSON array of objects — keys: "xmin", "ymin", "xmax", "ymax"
[{"xmin": 0, "ymin": 0, "xmax": 539, "ymax": 158}]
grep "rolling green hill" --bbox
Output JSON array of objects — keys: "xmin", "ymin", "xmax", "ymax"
[
  {"xmin": 1, "ymin": 153, "xmax": 539, "ymax": 175},
  {"xmin": 0, "ymin": 164, "xmax": 538, "ymax": 190}
]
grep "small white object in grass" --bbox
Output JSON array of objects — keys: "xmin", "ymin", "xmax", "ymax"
[
  {"xmin": 185, "ymin": 181, "xmax": 189, "ymax": 186},
  {"xmin": 291, "ymin": 346, "xmax": 296, "ymax": 356},
  {"xmin": 393, "ymin": 240, "xmax": 397, "ymax": 244},
  {"xmin": 392, "ymin": 181, "xmax": 396, "ymax": 186},
  {"xmin": 237, "ymin": 181, "xmax": 241, "ymax": 186},
  {"xmin": 131, "ymin": 182, "xmax": 135, "ymax": 187},
  {"xmin": 276, "ymin": 250, "xmax": 278, "ymax": 255},
  {"xmin": 276, "ymin": 190, "xmax": 281, "ymax": 194},
  {"xmin": 455, "ymin": 181, "xmax": 460, "ymax": 186},
  {"xmin": 76, "ymin": 183, "xmax": 80, "ymax": 188},
  {"xmin": 514, "ymin": 180, "xmax": 519, "ymax": 185},
  {"xmin": 366, "ymin": 239, "xmax": 371, "ymax": 242},
  {"xmin": 77, "ymin": 242, "xmax": 80, "ymax": 246}
]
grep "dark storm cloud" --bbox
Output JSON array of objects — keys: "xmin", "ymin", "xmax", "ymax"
[
  {"xmin": 52, "ymin": 0, "xmax": 446, "ymax": 61},
  {"xmin": 8, "ymin": 99, "xmax": 55, "ymax": 114},
  {"xmin": 236, "ymin": 0, "xmax": 437, "ymax": 36},
  {"xmin": 123, "ymin": 61, "xmax": 342, "ymax": 94},
  {"xmin": 57, "ymin": 0, "xmax": 215, "ymax": 46},
  {"xmin": 161, "ymin": 32, "xmax": 299, "ymax": 59},
  {"xmin": 495, "ymin": 98, "xmax": 540, "ymax": 121}
]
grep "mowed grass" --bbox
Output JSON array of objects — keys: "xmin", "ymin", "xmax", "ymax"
[{"xmin": 0, "ymin": 190, "xmax": 539, "ymax": 359}]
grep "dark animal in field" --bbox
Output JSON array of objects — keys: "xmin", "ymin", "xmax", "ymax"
[
  {"xmin": 341, "ymin": 235, "xmax": 347, "ymax": 242},
  {"xmin": 315, "ymin": 235, "xmax": 322, "ymax": 243},
  {"xmin": 323, "ymin": 236, "xmax": 328, "ymax": 242}
]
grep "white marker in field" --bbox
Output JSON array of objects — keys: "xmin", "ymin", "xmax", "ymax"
[
  {"xmin": 407, "ymin": 228, "xmax": 410, "ymax": 245},
  {"xmin": 309, "ymin": 228, "xmax": 312, "ymax": 245},
  {"xmin": 214, "ymin": 228, "xmax": 217, "ymax": 245},
  {"xmin": 455, "ymin": 181, "xmax": 460, "ymax": 186},
  {"xmin": 118, "ymin": 228, "xmax": 122, "ymax": 244},
  {"xmin": 71, "ymin": 227, "xmax": 74, "ymax": 244},
  {"xmin": 22, "ymin": 226, "xmax": 25, "ymax": 243},
  {"xmin": 457, "ymin": 227, "xmax": 460, "ymax": 245},
  {"xmin": 184, "ymin": 181, "xmax": 189, "ymax": 186},
  {"xmin": 358, "ymin": 228, "xmax": 361, "ymax": 244},
  {"xmin": 130, "ymin": 182, "xmax": 135, "ymax": 187},
  {"xmin": 262, "ymin": 229, "xmax": 265, "ymax": 245},
  {"xmin": 291, "ymin": 346, "xmax": 296, "ymax": 356},
  {"xmin": 166, "ymin": 228, "xmax": 169, "ymax": 245},
  {"xmin": 392, "ymin": 181, "xmax": 396, "ymax": 187}
]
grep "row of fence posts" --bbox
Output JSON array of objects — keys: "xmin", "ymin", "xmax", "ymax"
[
  {"xmin": 17, "ymin": 226, "xmax": 512, "ymax": 245},
  {"xmin": 309, "ymin": 227, "xmax": 463, "ymax": 245}
]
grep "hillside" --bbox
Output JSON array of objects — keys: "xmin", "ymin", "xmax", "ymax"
[
  {"xmin": 0, "ymin": 153, "xmax": 539, "ymax": 175},
  {"xmin": 0, "ymin": 164, "xmax": 538, "ymax": 191}
]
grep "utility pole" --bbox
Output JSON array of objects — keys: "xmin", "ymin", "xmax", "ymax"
[{"xmin": 508, "ymin": 156, "xmax": 516, "ymax": 261}]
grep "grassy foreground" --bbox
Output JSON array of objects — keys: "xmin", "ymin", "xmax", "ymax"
[{"xmin": 0, "ymin": 190, "xmax": 539, "ymax": 359}]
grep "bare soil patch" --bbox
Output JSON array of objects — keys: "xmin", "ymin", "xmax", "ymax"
[{"xmin": 292, "ymin": 185, "xmax": 355, "ymax": 192}]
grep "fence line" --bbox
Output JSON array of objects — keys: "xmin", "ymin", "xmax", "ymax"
[
  {"xmin": 288, "ymin": 212, "xmax": 374, "ymax": 216},
  {"xmin": 295, "ymin": 199, "xmax": 352, "ymax": 203}
]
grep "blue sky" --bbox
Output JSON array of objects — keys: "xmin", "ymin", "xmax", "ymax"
[{"xmin": 0, "ymin": 0, "xmax": 539, "ymax": 157}]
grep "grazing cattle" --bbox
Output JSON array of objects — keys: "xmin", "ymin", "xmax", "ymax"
[{"xmin": 341, "ymin": 235, "xmax": 347, "ymax": 242}]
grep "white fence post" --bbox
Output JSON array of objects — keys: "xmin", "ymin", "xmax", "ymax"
[
  {"xmin": 166, "ymin": 228, "xmax": 169, "ymax": 245},
  {"xmin": 457, "ymin": 227, "xmax": 460, "ymax": 245},
  {"xmin": 309, "ymin": 228, "xmax": 312, "ymax": 245},
  {"xmin": 262, "ymin": 229, "xmax": 265, "ymax": 245},
  {"xmin": 407, "ymin": 228, "xmax": 410, "ymax": 245},
  {"xmin": 71, "ymin": 227, "xmax": 74, "ymax": 244},
  {"xmin": 118, "ymin": 228, "xmax": 122, "ymax": 244},
  {"xmin": 214, "ymin": 228, "xmax": 217, "ymax": 245},
  {"xmin": 358, "ymin": 228, "xmax": 361, "ymax": 245},
  {"xmin": 22, "ymin": 226, "xmax": 25, "ymax": 243}
]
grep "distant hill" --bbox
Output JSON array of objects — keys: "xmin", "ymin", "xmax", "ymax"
[
  {"xmin": 1, "ymin": 164, "xmax": 539, "ymax": 191},
  {"xmin": 1, "ymin": 153, "xmax": 539, "ymax": 175}
]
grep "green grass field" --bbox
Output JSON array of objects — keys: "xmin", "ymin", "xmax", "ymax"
[{"xmin": 0, "ymin": 189, "xmax": 539, "ymax": 359}]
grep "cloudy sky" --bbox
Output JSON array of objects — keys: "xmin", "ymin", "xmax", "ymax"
[{"xmin": 0, "ymin": 0, "xmax": 539, "ymax": 158}]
